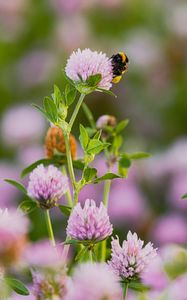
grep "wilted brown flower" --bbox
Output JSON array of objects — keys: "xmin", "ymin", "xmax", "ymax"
[{"xmin": 45, "ymin": 127, "xmax": 77, "ymax": 160}]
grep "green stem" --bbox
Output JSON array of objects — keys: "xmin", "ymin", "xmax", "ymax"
[
  {"xmin": 63, "ymin": 132, "xmax": 76, "ymax": 190},
  {"xmin": 82, "ymin": 102, "xmax": 95, "ymax": 129},
  {"xmin": 44, "ymin": 210, "xmax": 56, "ymax": 247},
  {"xmin": 89, "ymin": 250, "xmax": 93, "ymax": 263},
  {"xmin": 69, "ymin": 93, "xmax": 85, "ymax": 130},
  {"xmin": 123, "ymin": 283, "xmax": 129, "ymax": 300},
  {"xmin": 103, "ymin": 179, "xmax": 111, "ymax": 207},
  {"xmin": 61, "ymin": 166, "xmax": 73, "ymax": 207}
]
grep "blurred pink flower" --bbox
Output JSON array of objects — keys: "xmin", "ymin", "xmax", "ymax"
[
  {"xmin": 1, "ymin": 105, "xmax": 46, "ymax": 147},
  {"xmin": 17, "ymin": 50, "xmax": 57, "ymax": 88},
  {"xmin": 0, "ymin": 0, "xmax": 28, "ymax": 41},
  {"xmin": 51, "ymin": 0, "xmax": 84, "ymax": 15},
  {"xmin": 32, "ymin": 268, "xmax": 70, "ymax": 300},
  {"xmin": 55, "ymin": 17, "xmax": 88, "ymax": 52},
  {"xmin": 124, "ymin": 30, "xmax": 162, "ymax": 70},
  {"xmin": 65, "ymin": 263, "xmax": 123, "ymax": 300},
  {"xmin": 108, "ymin": 232, "xmax": 157, "ymax": 280},
  {"xmin": 144, "ymin": 139, "xmax": 187, "ymax": 179},
  {"xmin": 66, "ymin": 199, "xmax": 113, "ymax": 242},
  {"xmin": 150, "ymin": 214, "xmax": 187, "ymax": 245},
  {"xmin": 168, "ymin": 171, "xmax": 187, "ymax": 211},
  {"xmin": 17, "ymin": 145, "xmax": 44, "ymax": 166},
  {"xmin": 65, "ymin": 48, "xmax": 113, "ymax": 90},
  {"xmin": 141, "ymin": 255, "xmax": 169, "ymax": 290},
  {"xmin": 24, "ymin": 239, "xmax": 66, "ymax": 268},
  {"xmin": 108, "ymin": 180, "xmax": 147, "ymax": 226},
  {"xmin": 0, "ymin": 208, "xmax": 29, "ymax": 267},
  {"xmin": 0, "ymin": 162, "xmax": 20, "ymax": 207},
  {"xmin": 167, "ymin": 3, "xmax": 187, "ymax": 38},
  {"xmin": 167, "ymin": 274, "xmax": 187, "ymax": 300}
]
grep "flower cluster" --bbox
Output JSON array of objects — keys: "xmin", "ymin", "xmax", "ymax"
[
  {"xmin": 27, "ymin": 164, "xmax": 68, "ymax": 208},
  {"xmin": 66, "ymin": 199, "xmax": 113, "ymax": 243},
  {"xmin": 108, "ymin": 231, "xmax": 157, "ymax": 280}
]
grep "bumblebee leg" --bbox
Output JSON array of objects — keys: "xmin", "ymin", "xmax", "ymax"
[{"xmin": 112, "ymin": 76, "xmax": 122, "ymax": 83}]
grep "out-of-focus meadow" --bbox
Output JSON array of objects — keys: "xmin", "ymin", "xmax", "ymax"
[{"xmin": 1, "ymin": 0, "xmax": 187, "ymax": 298}]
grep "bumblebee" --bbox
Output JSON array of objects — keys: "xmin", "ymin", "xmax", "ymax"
[{"xmin": 111, "ymin": 52, "xmax": 129, "ymax": 83}]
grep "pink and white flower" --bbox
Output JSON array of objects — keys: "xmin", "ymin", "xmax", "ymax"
[
  {"xmin": 65, "ymin": 48, "xmax": 113, "ymax": 90},
  {"xmin": 108, "ymin": 231, "xmax": 157, "ymax": 280},
  {"xmin": 66, "ymin": 199, "xmax": 113, "ymax": 243}
]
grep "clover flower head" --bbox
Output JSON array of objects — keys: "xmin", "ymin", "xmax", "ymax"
[
  {"xmin": 65, "ymin": 263, "xmax": 123, "ymax": 300},
  {"xmin": 27, "ymin": 164, "xmax": 68, "ymax": 208},
  {"xmin": 66, "ymin": 199, "xmax": 113, "ymax": 243},
  {"xmin": 108, "ymin": 231, "xmax": 157, "ymax": 280},
  {"xmin": 65, "ymin": 48, "xmax": 113, "ymax": 90}
]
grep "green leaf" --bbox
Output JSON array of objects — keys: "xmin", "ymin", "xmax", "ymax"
[
  {"xmin": 4, "ymin": 278, "xmax": 29, "ymax": 296},
  {"xmin": 21, "ymin": 157, "xmax": 66, "ymax": 178},
  {"xmin": 96, "ymin": 87, "xmax": 117, "ymax": 97},
  {"xmin": 83, "ymin": 167, "xmax": 97, "ymax": 182},
  {"xmin": 182, "ymin": 193, "xmax": 187, "ymax": 199},
  {"xmin": 75, "ymin": 246, "xmax": 87, "ymax": 261},
  {"xmin": 21, "ymin": 156, "xmax": 84, "ymax": 178},
  {"xmin": 82, "ymin": 102, "xmax": 96, "ymax": 129},
  {"xmin": 79, "ymin": 124, "xmax": 89, "ymax": 150},
  {"xmin": 64, "ymin": 239, "xmax": 78, "ymax": 245},
  {"xmin": 53, "ymin": 84, "xmax": 63, "ymax": 107},
  {"xmin": 58, "ymin": 205, "xmax": 72, "ymax": 216},
  {"xmin": 87, "ymin": 74, "xmax": 102, "ymax": 87},
  {"xmin": 116, "ymin": 119, "xmax": 129, "ymax": 134},
  {"xmin": 119, "ymin": 156, "xmax": 131, "ymax": 168},
  {"xmin": 93, "ymin": 172, "xmax": 121, "ymax": 183},
  {"xmin": 43, "ymin": 97, "xmax": 58, "ymax": 123},
  {"xmin": 93, "ymin": 130, "xmax": 102, "ymax": 140},
  {"xmin": 128, "ymin": 281, "xmax": 150, "ymax": 292},
  {"xmin": 87, "ymin": 139, "xmax": 110, "ymax": 155},
  {"xmin": 73, "ymin": 159, "xmax": 85, "ymax": 170},
  {"xmin": 128, "ymin": 152, "xmax": 151, "ymax": 160},
  {"xmin": 32, "ymin": 103, "xmax": 50, "ymax": 120},
  {"xmin": 118, "ymin": 167, "xmax": 129, "ymax": 178},
  {"xmin": 18, "ymin": 200, "xmax": 38, "ymax": 214},
  {"xmin": 112, "ymin": 135, "xmax": 123, "ymax": 150},
  {"xmin": 65, "ymin": 85, "xmax": 77, "ymax": 106},
  {"xmin": 4, "ymin": 179, "xmax": 27, "ymax": 194},
  {"xmin": 62, "ymin": 70, "xmax": 75, "ymax": 86}
]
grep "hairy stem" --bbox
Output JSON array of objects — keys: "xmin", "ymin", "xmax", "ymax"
[
  {"xmin": 61, "ymin": 166, "xmax": 73, "ymax": 207},
  {"xmin": 69, "ymin": 93, "xmax": 85, "ymax": 130},
  {"xmin": 63, "ymin": 132, "xmax": 76, "ymax": 190},
  {"xmin": 45, "ymin": 210, "xmax": 56, "ymax": 247},
  {"xmin": 82, "ymin": 102, "xmax": 95, "ymax": 129},
  {"xmin": 123, "ymin": 282, "xmax": 129, "ymax": 300}
]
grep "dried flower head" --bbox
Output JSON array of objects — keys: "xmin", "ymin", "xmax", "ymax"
[
  {"xmin": 45, "ymin": 127, "xmax": 77, "ymax": 160},
  {"xmin": 66, "ymin": 199, "xmax": 113, "ymax": 244},
  {"xmin": 27, "ymin": 164, "xmax": 68, "ymax": 209},
  {"xmin": 108, "ymin": 231, "xmax": 157, "ymax": 280},
  {"xmin": 0, "ymin": 208, "xmax": 29, "ymax": 267},
  {"xmin": 65, "ymin": 48, "xmax": 113, "ymax": 90},
  {"xmin": 65, "ymin": 263, "xmax": 123, "ymax": 300}
]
